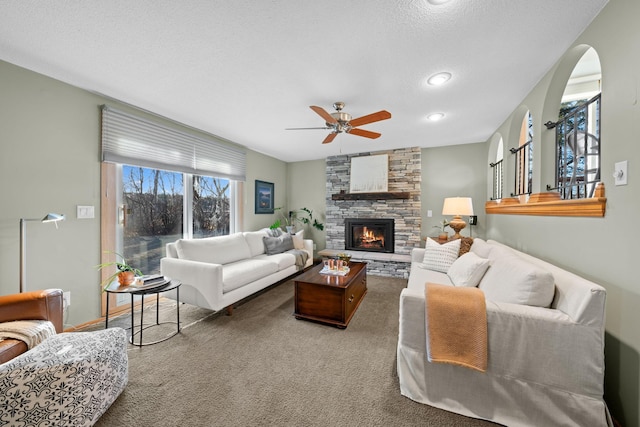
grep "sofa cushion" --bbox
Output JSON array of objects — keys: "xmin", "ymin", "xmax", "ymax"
[
  {"xmin": 292, "ymin": 230, "xmax": 304, "ymax": 250},
  {"xmin": 469, "ymin": 238, "xmax": 493, "ymax": 258},
  {"xmin": 176, "ymin": 233, "xmax": 251, "ymax": 265},
  {"xmin": 243, "ymin": 230, "xmax": 268, "ymax": 257},
  {"xmin": 255, "ymin": 252, "xmax": 296, "ymax": 270},
  {"xmin": 447, "ymin": 252, "xmax": 490, "ymax": 287},
  {"xmin": 222, "ymin": 259, "xmax": 279, "ymax": 293},
  {"xmin": 478, "ymin": 252, "xmax": 555, "ymax": 307},
  {"xmin": 263, "ymin": 234, "xmax": 294, "ymax": 255},
  {"xmin": 421, "ymin": 238, "xmax": 461, "ymax": 273}
]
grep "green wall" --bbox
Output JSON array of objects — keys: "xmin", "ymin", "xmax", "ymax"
[
  {"xmin": 421, "ymin": 144, "xmax": 487, "ymax": 241},
  {"xmin": 243, "ymin": 150, "xmax": 289, "ymax": 232},
  {"xmin": 0, "ymin": 60, "xmax": 104, "ymax": 327},
  {"xmin": 483, "ymin": 0, "xmax": 640, "ymax": 424},
  {"xmin": 287, "ymin": 159, "xmax": 327, "ymax": 255}
]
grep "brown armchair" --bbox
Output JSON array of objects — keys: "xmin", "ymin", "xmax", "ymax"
[{"xmin": 0, "ymin": 288, "xmax": 63, "ymax": 364}]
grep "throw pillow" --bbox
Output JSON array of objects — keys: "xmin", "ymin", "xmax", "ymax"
[
  {"xmin": 459, "ymin": 237, "xmax": 474, "ymax": 256},
  {"xmin": 478, "ymin": 252, "xmax": 555, "ymax": 308},
  {"xmin": 421, "ymin": 238, "xmax": 461, "ymax": 273},
  {"xmin": 263, "ymin": 234, "xmax": 294, "ymax": 255},
  {"xmin": 292, "ymin": 230, "xmax": 304, "ymax": 250},
  {"xmin": 447, "ymin": 252, "xmax": 491, "ymax": 287},
  {"xmin": 266, "ymin": 228, "xmax": 283, "ymax": 237}
]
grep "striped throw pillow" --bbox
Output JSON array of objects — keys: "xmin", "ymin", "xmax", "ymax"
[{"xmin": 421, "ymin": 238, "xmax": 461, "ymax": 273}]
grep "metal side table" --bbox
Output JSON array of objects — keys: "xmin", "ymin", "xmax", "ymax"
[{"xmin": 104, "ymin": 277, "xmax": 181, "ymax": 346}]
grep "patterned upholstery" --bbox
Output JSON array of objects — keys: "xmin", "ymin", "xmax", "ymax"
[{"xmin": 0, "ymin": 328, "xmax": 128, "ymax": 426}]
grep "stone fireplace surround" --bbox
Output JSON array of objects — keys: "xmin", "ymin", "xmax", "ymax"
[{"xmin": 320, "ymin": 147, "xmax": 421, "ymax": 278}]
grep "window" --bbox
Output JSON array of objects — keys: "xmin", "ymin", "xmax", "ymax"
[
  {"xmin": 100, "ymin": 106, "xmax": 245, "ymax": 314},
  {"xmin": 550, "ymin": 48, "xmax": 601, "ymax": 199},
  {"xmin": 120, "ymin": 166, "xmax": 232, "ymax": 275},
  {"xmin": 490, "ymin": 138, "xmax": 504, "ymax": 200},
  {"xmin": 510, "ymin": 111, "xmax": 533, "ymax": 197}
]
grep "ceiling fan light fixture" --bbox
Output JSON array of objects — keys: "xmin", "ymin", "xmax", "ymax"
[
  {"xmin": 427, "ymin": 72, "xmax": 452, "ymax": 86},
  {"xmin": 427, "ymin": 112, "xmax": 445, "ymax": 121}
]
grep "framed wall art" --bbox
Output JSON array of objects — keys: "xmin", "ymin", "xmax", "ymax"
[
  {"xmin": 255, "ymin": 180, "xmax": 274, "ymax": 214},
  {"xmin": 350, "ymin": 154, "xmax": 388, "ymax": 193}
]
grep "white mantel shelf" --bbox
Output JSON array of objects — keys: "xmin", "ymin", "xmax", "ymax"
[{"xmin": 318, "ymin": 249, "xmax": 412, "ymax": 264}]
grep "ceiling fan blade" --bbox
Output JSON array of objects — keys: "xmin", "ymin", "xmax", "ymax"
[
  {"xmin": 285, "ymin": 127, "xmax": 331, "ymax": 130},
  {"xmin": 310, "ymin": 106, "xmax": 338, "ymax": 124},
  {"xmin": 349, "ymin": 110, "xmax": 392, "ymax": 128},
  {"xmin": 348, "ymin": 128, "xmax": 381, "ymax": 139},
  {"xmin": 322, "ymin": 132, "xmax": 338, "ymax": 144}
]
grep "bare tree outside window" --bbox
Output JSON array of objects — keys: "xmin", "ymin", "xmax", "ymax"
[
  {"xmin": 122, "ymin": 166, "xmax": 184, "ymax": 274},
  {"xmin": 121, "ymin": 166, "xmax": 232, "ymax": 274},
  {"xmin": 193, "ymin": 175, "xmax": 230, "ymax": 238}
]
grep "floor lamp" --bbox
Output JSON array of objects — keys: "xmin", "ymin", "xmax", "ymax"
[{"xmin": 20, "ymin": 213, "xmax": 65, "ymax": 293}]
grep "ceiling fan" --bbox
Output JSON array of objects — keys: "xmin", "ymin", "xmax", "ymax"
[{"xmin": 286, "ymin": 102, "xmax": 391, "ymax": 144}]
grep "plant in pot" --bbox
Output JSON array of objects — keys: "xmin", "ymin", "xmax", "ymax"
[
  {"xmin": 270, "ymin": 207, "xmax": 324, "ymax": 233},
  {"xmin": 432, "ymin": 219, "xmax": 450, "ymax": 241},
  {"xmin": 97, "ymin": 251, "xmax": 143, "ymax": 290},
  {"xmin": 269, "ymin": 207, "xmax": 294, "ymax": 234}
]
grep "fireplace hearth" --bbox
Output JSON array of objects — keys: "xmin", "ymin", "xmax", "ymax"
[{"xmin": 345, "ymin": 218, "xmax": 394, "ymax": 253}]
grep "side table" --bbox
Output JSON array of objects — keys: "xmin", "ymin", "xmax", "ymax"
[{"xmin": 104, "ymin": 278, "xmax": 181, "ymax": 346}]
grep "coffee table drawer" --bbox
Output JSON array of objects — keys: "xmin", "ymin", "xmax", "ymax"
[{"xmin": 344, "ymin": 269, "xmax": 366, "ymax": 322}]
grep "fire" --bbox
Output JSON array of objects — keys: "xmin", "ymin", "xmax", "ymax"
[{"xmin": 358, "ymin": 226, "xmax": 384, "ymax": 247}]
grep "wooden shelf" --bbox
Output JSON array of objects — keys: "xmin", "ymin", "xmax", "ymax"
[
  {"xmin": 331, "ymin": 192, "xmax": 411, "ymax": 201},
  {"xmin": 485, "ymin": 183, "xmax": 606, "ymax": 217}
]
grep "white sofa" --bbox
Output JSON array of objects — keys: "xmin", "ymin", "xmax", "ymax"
[
  {"xmin": 397, "ymin": 238, "xmax": 611, "ymax": 427},
  {"xmin": 160, "ymin": 230, "xmax": 313, "ymax": 314}
]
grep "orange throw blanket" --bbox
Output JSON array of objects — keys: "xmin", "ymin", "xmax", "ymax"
[{"xmin": 425, "ymin": 282, "xmax": 488, "ymax": 372}]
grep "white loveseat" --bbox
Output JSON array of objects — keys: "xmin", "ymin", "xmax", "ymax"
[
  {"xmin": 160, "ymin": 230, "xmax": 313, "ymax": 314},
  {"xmin": 397, "ymin": 238, "xmax": 611, "ymax": 427}
]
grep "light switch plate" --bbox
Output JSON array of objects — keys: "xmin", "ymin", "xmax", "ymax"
[
  {"xmin": 77, "ymin": 205, "xmax": 95, "ymax": 219},
  {"xmin": 614, "ymin": 161, "xmax": 628, "ymax": 186}
]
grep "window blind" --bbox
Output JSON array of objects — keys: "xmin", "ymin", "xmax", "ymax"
[{"xmin": 101, "ymin": 105, "xmax": 246, "ymax": 181}]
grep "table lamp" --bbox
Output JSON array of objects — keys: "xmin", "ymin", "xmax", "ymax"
[
  {"xmin": 442, "ymin": 197, "xmax": 473, "ymax": 239},
  {"xmin": 20, "ymin": 213, "xmax": 65, "ymax": 293}
]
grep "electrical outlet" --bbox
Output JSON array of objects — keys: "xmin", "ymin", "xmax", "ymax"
[
  {"xmin": 469, "ymin": 215, "xmax": 478, "ymax": 225},
  {"xmin": 63, "ymin": 291, "xmax": 71, "ymax": 309}
]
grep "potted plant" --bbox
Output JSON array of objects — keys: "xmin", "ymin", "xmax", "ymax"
[
  {"xmin": 432, "ymin": 219, "xmax": 450, "ymax": 241},
  {"xmin": 96, "ymin": 251, "xmax": 143, "ymax": 289},
  {"xmin": 270, "ymin": 207, "xmax": 324, "ymax": 233},
  {"xmin": 270, "ymin": 207, "xmax": 294, "ymax": 233}
]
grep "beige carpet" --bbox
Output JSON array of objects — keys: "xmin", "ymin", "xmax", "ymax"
[{"xmin": 93, "ymin": 276, "xmax": 498, "ymax": 427}]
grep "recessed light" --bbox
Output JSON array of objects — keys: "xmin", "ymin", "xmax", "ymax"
[
  {"xmin": 427, "ymin": 72, "xmax": 452, "ymax": 86},
  {"xmin": 427, "ymin": 113, "xmax": 445, "ymax": 121},
  {"xmin": 428, "ymin": 0, "xmax": 452, "ymax": 4}
]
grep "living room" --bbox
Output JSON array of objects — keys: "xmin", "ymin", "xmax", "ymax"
[{"xmin": 1, "ymin": 0, "xmax": 639, "ymax": 425}]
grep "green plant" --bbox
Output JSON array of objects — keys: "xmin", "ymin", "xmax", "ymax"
[
  {"xmin": 433, "ymin": 219, "xmax": 449, "ymax": 233},
  {"xmin": 96, "ymin": 251, "xmax": 143, "ymax": 290},
  {"xmin": 269, "ymin": 207, "xmax": 324, "ymax": 231}
]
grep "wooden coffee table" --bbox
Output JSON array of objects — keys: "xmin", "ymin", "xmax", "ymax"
[{"xmin": 294, "ymin": 261, "xmax": 367, "ymax": 328}]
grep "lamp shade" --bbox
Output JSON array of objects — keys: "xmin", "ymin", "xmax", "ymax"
[
  {"xmin": 442, "ymin": 197, "xmax": 474, "ymax": 216},
  {"xmin": 42, "ymin": 213, "xmax": 65, "ymax": 223}
]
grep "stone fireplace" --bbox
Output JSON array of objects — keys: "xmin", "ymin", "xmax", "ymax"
[
  {"xmin": 345, "ymin": 218, "xmax": 394, "ymax": 253},
  {"xmin": 322, "ymin": 147, "xmax": 422, "ymax": 278}
]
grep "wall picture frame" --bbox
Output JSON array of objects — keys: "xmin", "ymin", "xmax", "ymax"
[
  {"xmin": 255, "ymin": 180, "xmax": 274, "ymax": 214},
  {"xmin": 350, "ymin": 154, "xmax": 388, "ymax": 193}
]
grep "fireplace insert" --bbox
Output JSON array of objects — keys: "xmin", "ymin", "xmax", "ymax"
[{"xmin": 344, "ymin": 218, "xmax": 394, "ymax": 253}]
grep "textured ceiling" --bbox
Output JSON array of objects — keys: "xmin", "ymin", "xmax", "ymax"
[{"xmin": 0, "ymin": 0, "xmax": 608, "ymax": 162}]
